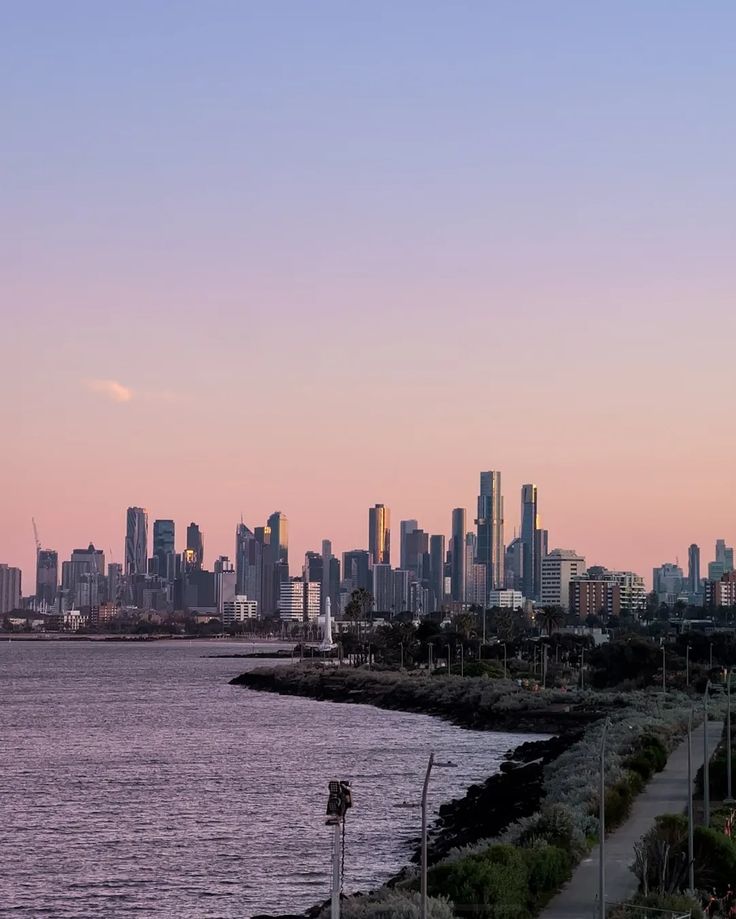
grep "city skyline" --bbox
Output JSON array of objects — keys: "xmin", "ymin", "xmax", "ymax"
[{"xmin": 3, "ymin": 3, "xmax": 736, "ymax": 590}]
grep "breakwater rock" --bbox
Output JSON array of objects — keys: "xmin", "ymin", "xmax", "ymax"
[{"xmin": 230, "ymin": 664, "xmax": 603, "ymax": 735}]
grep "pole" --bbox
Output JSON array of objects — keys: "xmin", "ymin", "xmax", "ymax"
[
  {"xmin": 331, "ymin": 819, "xmax": 341, "ymax": 919},
  {"xmin": 704, "ymin": 680, "xmax": 711, "ymax": 828},
  {"xmin": 599, "ymin": 720, "xmax": 609, "ymax": 919},
  {"xmin": 460, "ymin": 644, "xmax": 464, "ymax": 678},
  {"xmin": 662, "ymin": 646, "xmax": 666, "ymax": 692},
  {"xmin": 482, "ymin": 609, "xmax": 486, "ymax": 645},
  {"xmin": 503, "ymin": 643, "xmax": 507, "ymax": 679},
  {"xmin": 447, "ymin": 645, "xmax": 451, "ymax": 675},
  {"xmin": 400, "ymin": 642, "xmax": 404, "ymax": 671},
  {"xmin": 686, "ymin": 645, "xmax": 690, "ymax": 687},
  {"xmin": 581, "ymin": 647, "xmax": 585, "ymax": 690},
  {"xmin": 543, "ymin": 645, "xmax": 547, "ymax": 689},
  {"xmin": 710, "ymin": 643, "xmax": 714, "ymax": 669},
  {"xmin": 728, "ymin": 670, "xmax": 733, "ymax": 802},
  {"xmin": 687, "ymin": 706, "xmax": 694, "ymax": 894},
  {"xmin": 421, "ymin": 752, "xmax": 434, "ymax": 919}
]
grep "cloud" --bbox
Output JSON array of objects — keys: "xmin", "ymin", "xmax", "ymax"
[{"xmin": 85, "ymin": 379, "xmax": 134, "ymax": 403}]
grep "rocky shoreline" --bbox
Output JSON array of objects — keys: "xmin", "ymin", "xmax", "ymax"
[{"xmin": 235, "ymin": 665, "xmax": 600, "ymax": 918}]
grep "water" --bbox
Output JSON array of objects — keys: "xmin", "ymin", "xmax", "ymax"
[{"xmin": 1, "ymin": 640, "xmax": 538, "ymax": 918}]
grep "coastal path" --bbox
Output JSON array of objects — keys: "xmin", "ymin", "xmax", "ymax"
[{"xmin": 540, "ymin": 719, "xmax": 723, "ymax": 919}]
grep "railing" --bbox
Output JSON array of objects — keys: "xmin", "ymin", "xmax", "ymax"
[{"xmin": 604, "ymin": 902, "xmax": 691, "ymax": 919}]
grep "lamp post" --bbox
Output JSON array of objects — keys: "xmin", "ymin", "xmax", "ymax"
[
  {"xmin": 662, "ymin": 645, "xmax": 666, "ymax": 692},
  {"xmin": 421, "ymin": 754, "xmax": 456, "ymax": 919},
  {"xmin": 710, "ymin": 642, "xmax": 714, "ymax": 669},
  {"xmin": 482, "ymin": 608, "xmax": 487, "ymax": 645},
  {"xmin": 459, "ymin": 643, "xmax": 464, "ymax": 678},
  {"xmin": 581, "ymin": 647, "xmax": 585, "ymax": 690},
  {"xmin": 599, "ymin": 718, "xmax": 611, "ymax": 919},
  {"xmin": 687, "ymin": 706, "xmax": 695, "ymax": 894},
  {"xmin": 727, "ymin": 668, "xmax": 734, "ymax": 803},
  {"xmin": 446, "ymin": 645, "xmax": 451, "ymax": 675},
  {"xmin": 502, "ymin": 642, "xmax": 507, "ymax": 679},
  {"xmin": 400, "ymin": 641, "xmax": 404, "ymax": 671},
  {"xmin": 326, "ymin": 780, "xmax": 353, "ymax": 919},
  {"xmin": 686, "ymin": 644, "xmax": 691, "ymax": 686},
  {"xmin": 704, "ymin": 679, "xmax": 712, "ymax": 828}
]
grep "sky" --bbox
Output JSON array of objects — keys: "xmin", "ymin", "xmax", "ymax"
[{"xmin": 2, "ymin": 1, "xmax": 735, "ymax": 587}]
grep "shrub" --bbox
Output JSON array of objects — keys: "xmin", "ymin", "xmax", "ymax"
[
  {"xmin": 326, "ymin": 890, "xmax": 455, "ymax": 919},
  {"xmin": 608, "ymin": 891, "xmax": 703, "ymax": 919},
  {"xmin": 523, "ymin": 843, "xmax": 571, "ymax": 900},
  {"xmin": 427, "ymin": 844, "xmax": 530, "ymax": 919}
]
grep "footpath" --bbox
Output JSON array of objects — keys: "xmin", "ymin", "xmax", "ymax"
[{"xmin": 540, "ymin": 718, "xmax": 724, "ymax": 919}]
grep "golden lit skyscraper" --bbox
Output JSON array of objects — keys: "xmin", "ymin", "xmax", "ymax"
[{"xmin": 368, "ymin": 504, "xmax": 391, "ymax": 566}]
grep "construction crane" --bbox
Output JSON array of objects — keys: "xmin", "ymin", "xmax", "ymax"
[{"xmin": 32, "ymin": 517, "xmax": 41, "ymax": 555}]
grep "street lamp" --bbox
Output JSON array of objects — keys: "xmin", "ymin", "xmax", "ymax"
[
  {"xmin": 662, "ymin": 645, "xmax": 666, "ymax": 692},
  {"xmin": 686, "ymin": 644, "xmax": 691, "ymax": 686},
  {"xmin": 598, "ymin": 718, "xmax": 611, "ymax": 919},
  {"xmin": 704, "ymin": 680, "xmax": 712, "ymax": 828},
  {"xmin": 325, "ymin": 780, "xmax": 353, "ymax": 919},
  {"xmin": 581, "ymin": 647, "xmax": 585, "ymax": 690},
  {"xmin": 421, "ymin": 753, "xmax": 456, "ymax": 919},
  {"xmin": 727, "ymin": 668, "xmax": 735, "ymax": 803},
  {"xmin": 459, "ymin": 644, "xmax": 464, "ymax": 678},
  {"xmin": 687, "ymin": 706, "xmax": 695, "ymax": 894},
  {"xmin": 501, "ymin": 642, "xmax": 507, "ymax": 679}
]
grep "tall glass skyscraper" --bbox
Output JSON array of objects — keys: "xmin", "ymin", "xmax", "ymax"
[
  {"xmin": 450, "ymin": 508, "xmax": 466, "ymax": 602},
  {"xmin": 125, "ymin": 507, "xmax": 148, "ymax": 576},
  {"xmin": 368, "ymin": 504, "xmax": 391, "ymax": 566},
  {"xmin": 475, "ymin": 471, "xmax": 504, "ymax": 592},
  {"xmin": 35, "ymin": 549, "xmax": 58, "ymax": 606},
  {"xmin": 153, "ymin": 519, "xmax": 175, "ymax": 581},
  {"xmin": 186, "ymin": 522, "xmax": 204, "ymax": 571},
  {"xmin": 267, "ymin": 512, "xmax": 289, "ymax": 566},
  {"xmin": 520, "ymin": 484, "xmax": 538, "ymax": 600}
]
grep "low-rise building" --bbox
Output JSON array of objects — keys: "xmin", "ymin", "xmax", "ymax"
[
  {"xmin": 487, "ymin": 589, "xmax": 524, "ymax": 609},
  {"xmin": 541, "ymin": 549, "xmax": 586, "ymax": 609},
  {"xmin": 222, "ymin": 596, "xmax": 258, "ymax": 625}
]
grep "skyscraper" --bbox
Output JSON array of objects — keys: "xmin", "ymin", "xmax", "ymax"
[
  {"xmin": 534, "ymin": 528, "xmax": 549, "ymax": 600},
  {"xmin": 153, "ymin": 519, "xmax": 176, "ymax": 581},
  {"xmin": 0, "ymin": 564, "xmax": 22, "ymax": 614},
  {"xmin": 688, "ymin": 544, "xmax": 701, "ymax": 594},
  {"xmin": 267, "ymin": 512, "xmax": 288, "ymax": 566},
  {"xmin": 450, "ymin": 508, "xmax": 466, "ymax": 602},
  {"xmin": 36, "ymin": 549, "xmax": 58, "ymax": 606},
  {"xmin": 342, "ymin": 549, "xmax": 372, "ymax": 593},
  {"xmin": 186, "ymin": 523, "xmax": 204, "ymax": 571},
  {"xmin": 429, "ymin": 534, "xmax": 445, "ymax": 609},
  {"xmin": 369, "ymin": 504, "xmax": 390, "ymax": 565},
  {"xmin": 475, "ymin": 471, "xmax": 504, "ymax": 592},
  {"xmin": 505, "ymin": 537, "xmax": 524, "ymax": 591},
  {"xmin": 520, "ymin": 484, "xmax": 538, "ymax": 599},
  {"xmin": 255, "ymin": 525, "xmax": 273, "ymax": 613},
  {"xmin": 399, "ymin": 520, "xmax": 418, "ymax": 571},
  {"xmin": 236, "ymin": 523, "xmax": 262, "ymax": 605},
  {"xmin": 125, "ymin": 507, "xmax": 148, "ymax": 576}
]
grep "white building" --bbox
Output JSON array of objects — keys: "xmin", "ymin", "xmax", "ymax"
[
  {"xmin": 541, "ymin": 549, "xmax": 587, "ymax": 609},
  {"xmin": 279, "ymin": 578, "xmax": 321, "ymax": 622},
  {"xmin": 222, "ymin": 596, "xmax": 258, "ymax": 625},
  {"xmin": 487, "ymin": 589, "xmax": 524, "ymax": 609},
  {"xmin": 215, "ymin": 557, "xmax": 237, "ymax": 616}
]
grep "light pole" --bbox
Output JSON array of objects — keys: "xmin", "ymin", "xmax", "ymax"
[
  {"xmin": 543, "ymin": 644, "xmax": 548, "ymax": 689},
  {"xmin": 446, "ymin": 645, "xmax": 451, "ymax": 675},
  {"xmin": 459, "ymin": 644, "xmax": 464, "ymax": 678},
  {"xmin": 400, "ymin": 641, "xmax": 404, "ymax": 671},
  {"xmin": 710, "ymin": 642, "xmax": 714, "ymax": 669},
  {"xmin": 326, "ymin": 780, "xmax": 353, "ymax": 919},
  {"xmin": 662, "ymin": 645, "xmax": 666, "ymax": 692},
  {"xmin": 687, "ymin": 706, "xmax": 695, "ymax": 894},
  {"xmin": 704, "ymin": 679, "xmax": 712, "ymax": 828},
  {"xmin": 502, "ymin": 642, "xmax": 507, "ymax": 679},
  {"xmin": 421, "ymin": 754, "xmax": 456, "ymax": 919},
  {"xmin": 482, "ymin": 608, "xmax": 487, "ymax": 645},
  {"xmin": 599, "ymin": 718, "xmax": 611, "ymax": 919},
  {"xmin": 581, "ymin": 647, "xmax": 585, "ymax": 690},
  {"xmin": 686, "ymin": 644, "xmax": 691, "ymax": 686},
  {"xmin": 727, "ymin": 668, "xmax": 734, "ymax": 803}
]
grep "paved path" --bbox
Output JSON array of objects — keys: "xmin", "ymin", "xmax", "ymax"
[{"xmin": 540, "ymin": 719, "xmax": 723, "ymax": 919}]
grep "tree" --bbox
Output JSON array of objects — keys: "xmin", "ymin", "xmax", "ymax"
[{"xmin": 539, "ymin": 606, "xmax": 565, "ymax": 637}]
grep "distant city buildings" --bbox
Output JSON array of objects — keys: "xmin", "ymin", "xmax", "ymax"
[
  {"xmin": 125, "ymin": 507, "xmax": 148, "ymax": 576},
  {"xmin": 0, "ymin": 564, "xmax": 22, "ymax": 614},
  {"xmin": 368, "ymin": 504, "xmax": 391, "ymax": 566},
  {"xmin": 476, "ymin": 471, "xmax": 504, "ymax": 592},
  {"xmin": 541, "ymin": 549, "xmax": 586, "ymax": 609}
]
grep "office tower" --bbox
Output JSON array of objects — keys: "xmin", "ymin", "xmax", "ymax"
[
  {"xmin": 236, "ymin": 523, "xmax": 262, "ymax": 605},
  {"xmin": 540, "ymin": 549, "xmax": 586, "ymax": 609},
  {"xmin": 368, "ymin": 504, "xmax": 391, "ymax": 565},
  {"xmin": 710, "ymin": 539, "xmax": 735, "ymax": 581},
  {"xmin": 0, "ymin": 564, "xmax": 22, "ymax": 614},
  {"xmin": 475, "ymin": 471, "xmax": 504, "ymax": 592},
  {"xmin": 107, "ymin": 563, "xmax": 122, "ymax": 604},
  {"xmin": 279, "ymin": 578, "xmax": 320, "ymax": 622},
  {"xmin": 153, "ymin": 519, "xmax": 176, "ymax": 581},
  {"xmin": 372, "ymin": 563, "xmax": 394, "ymax": 613},
  {"xmin": 450, "ymin": 508, "xmax": 466, "ymax": 602},
  {"xmin": 273, "ymin": 558, "xmax": 290, "ymax": 610},
  {"xmin": 392, "ymin": 568, "xmax": 410, "ymax": 615},
  {"xmin": 400, "ymin": 520, "xmax": 418, "ymax": 571},
  {"xmin": 342, "ymin": 549, "xmax": 372, "ymax": 593},
  {"xmin": 534, "ymin": 529, "xmax": 549, "ymax": 601},
  {"xmin": 267, "ymin": 512, "xmax": 288, "ymax": 566},
  {"xmin": 404, "ymin": 528, "xmax": 429, "ymax": 579},
  {"xmin": 429, "ymin": 535, "xmax": 445, "ymax": 609},
  {"xmin": 321, "ymin": 539, "xmax": 332, "ymax": 616},
  {"xmin": 186, "ymin": 523, "xmax": 204, "ymax": 571},
  {"xmin": 303, "ymin": 551, "xmax": 323, "ymax": 584},
  {"xmin": 520, "ymin": 484, "xmax": 538, "ymax": 599},
  {"xmin": 255, "ymin": 526, "xmax": 274, "ymax": 614},
  {"xmin": 214, "ymin": 556, "xmax": 236, "ymax": 615},
  {"xmin": 688, "ymin": 544, "xmax": 701, "ymax": 594},
  {"xmin": 125, "ymin": 507, "xmax": 148, "ymax": 577},
  {"xmin": 36, "ymin": 549, "xmax": 58, "ymax": 606},
  {"xmin": 505, "ymin": 537, "xmax": 524, "ymax": 591},
  {"xmin": 653, "ymin": 562, "xmax": 685, "ymax": 606},
  {"xmin": 62, "ymin": 544, "xmax": 106, "ymax": 607}
]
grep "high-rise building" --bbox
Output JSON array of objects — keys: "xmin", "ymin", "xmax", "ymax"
[
  {"xmin": 107, "ymin": 563, "xmax": 122, "ymax": 604},
  {"xmin": 504, "ymin": 537, "xmax": 524, "ymax": 591},
  {"xmin": 303, "ymin": 551, "xmax": 323, "ymax": 584},
  {"xmin": 63, "ymin": 544, "xmax": 106, "ymax": 606},
  {"xmin": 400, "ymin": 520, "xmax": 418, "ymax": 571},
  {"xmin": 0, "ymin": 564, "xmax": 22, "ymax": 614},
  {"xmin": 688, "ymin": 544, "xmax": 701, "ymax": 594},
  {"xmin": 450, "ymin": 508, "xmax": 466, "ymax": 602},
  {"xmin": 570, "ymin": 577, "xmax": 621, "ymax": 620},
  {"xmin": 343, "ymin": 549, "xmax": 372, "ymax": 593},
  {"xmin": 36, "ymin": 549, "xmax": 58, "ymax": 606},
  {"xmin": 429, "ymin": 535, "xmax": 446, "ymax": 609},
  {"xmin": 476, "ymin": 471, "xmax": 504, "ymax": 592},
  {"xmin": 368, "ymin": 504, "xmax": 391, "ymax": 566},
  {"xmin": 372, "ymin": 563, "xmax": 394, "ymax": 613},
  {"xmin": 255, "ymin": 526, "xmax": 273, "ymax": 614},
  {"xmin": 404, "ymin": 528, "xmax": 429, "ymax": 579},
  {"xmin": 153, "ymin": 519, "xmax": 176, "ymax": 581},
  {"xmin": 540, "ymin": 549, "xmax": 586, "ymax": 609},
  {"xmin": 279, "ymin": 578, "xmax": 320, "ymax": 622},
  {"xmin": 520, "ymin": 484, "xmax": 538, "ymax": 599},
  {"xmin": 392, "ymin": 568, "xmax": 410, "ymax": 615},
  {"xmin": 710, "ymin": 540, "xmax": 735, "ymax": 581},
  {"xmin": 214, "ymin": 556, "xmax": 236, "ymax": 616},
  {"xmin": 235, "ymin": 523, "xmax": 262, "ymax": 605},
  {"xmin": 186, "ymin": 523, "xmax": 204, "ymax": 571},
  {"xmin": 534, "ymin": 529, "xmax": 549, "ymax": 600},
  {"xmin": 125, "ymin": 507, "xmax": 148, "ymax": 577},
  {"xmin": 652, "ymin": 563, "xmax": 685, "ymax": 605},
  {"xmin": 321, "ymin": 539, "xmax": 337, "ymax": 616},
  {"xmin": 267, "ymin": 512, "xmax": 288, "ymax": 566}
]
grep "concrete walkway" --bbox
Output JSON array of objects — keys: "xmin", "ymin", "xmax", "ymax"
[{"xmin": 540, "ymin": 719, "xmax": 723, "ymax": 919}]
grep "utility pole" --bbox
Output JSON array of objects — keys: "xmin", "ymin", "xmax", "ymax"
[
  {"xmin": 599, "ymin": 719, "xmax": 610, "ymax": 919},
  {"xmin": 421, "ymin": 753, "xmax": 434, "ymax": 919},
  {"xmin": 728, "ymin": 669, "xmax": 734, "ymax": 803},
  {"xmin": 325, "ymin": 780, "xmax": 352, "ymax": 919},
  {"xmin": 687, "ymin": 706, "xmax": 695, "ymax": 894},
  {"xmin": 704, "ymin": 680, "xmax": 711, "ymax": 828}
]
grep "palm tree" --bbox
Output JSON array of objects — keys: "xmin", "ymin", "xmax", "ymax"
[{"xmin": 539, "ymin": 606, "xmax": 564, "ymax": 637}]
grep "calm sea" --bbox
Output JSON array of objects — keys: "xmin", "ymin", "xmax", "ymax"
[{"xmin": 1, "ymin": 640, "xmax": 533, "ymax": 917}]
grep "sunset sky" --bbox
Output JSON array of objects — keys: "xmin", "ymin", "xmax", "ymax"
[{"xmin": 3, "ymin": 1, "xmax": 735, "ymax": 586}]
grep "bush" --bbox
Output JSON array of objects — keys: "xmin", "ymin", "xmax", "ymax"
[
  {"xmin": 608, "ymin": 891, "xmax": 703, "ymax": 919},
  {"xmin": 427, "ymin": 844, "xmax": 530, "ymax": 919},
  {"xmin": 524, "ymin": 843, "xmax": 571, "ymax": 900},
  {"xmin": 327, "ymin": 890, "xmax": 455, "ymax": 919},
  {"xmin": 603, "ymin": 776, "xmax": 635, "ymax": 829}
]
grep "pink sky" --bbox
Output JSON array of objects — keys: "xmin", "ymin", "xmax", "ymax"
[{"xmin": 2, "ymin": 2, "xmax": 735, "ymax": 587}]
